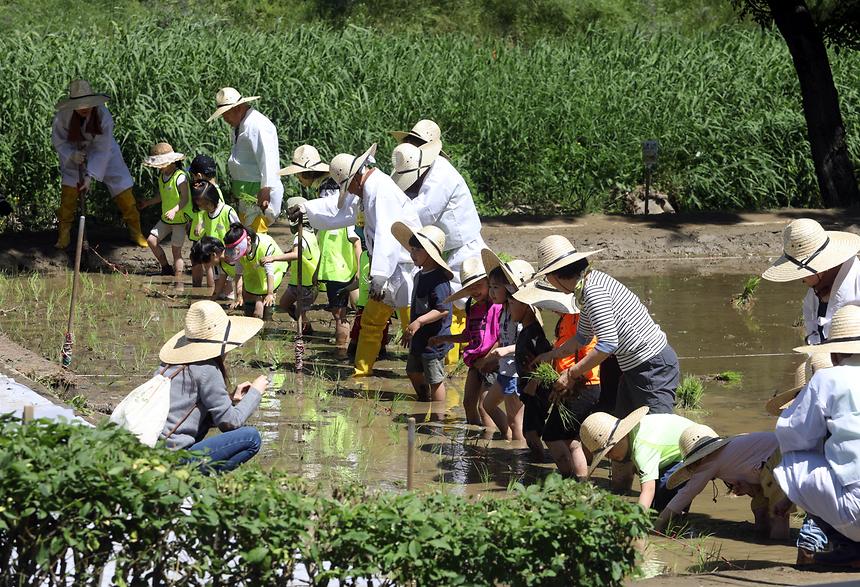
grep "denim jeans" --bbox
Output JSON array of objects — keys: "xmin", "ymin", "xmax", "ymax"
[{"xmin": 188, "ymin": 426, "xmax": 262, "ymax": 474}]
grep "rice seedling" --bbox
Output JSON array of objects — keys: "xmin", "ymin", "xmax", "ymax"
[
  {"xmin": 732, "ymin": 276, "xmax": 761, "ymax": 309},
  {"xmin": 677, "ymin": 375, "xmax": 705, "ymax": 410},
  {"xmin": 68, "ymin": 394, "xmax": 92, "ymax": 417},
  {"xmin": 715, "ymin": 370, "xmax": 742, "ymax": 384},
  {"xmin": 531, "ymin": 362, "xmax": 559, "ymax": 387}
]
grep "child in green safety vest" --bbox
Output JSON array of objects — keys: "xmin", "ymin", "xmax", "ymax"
[
  {"xmin": 223, "ymin": 222, "xmax": 287, "ymax": 319},
  {"xmin": 190, "ymin": 236, "xmax": 235, "ymax": 301},
  {"xmin": 187, "ymin": 154, "xmax": 227, "ymax": 287},
  {"xmin": 348, "ymin": 224, "xmax": 391, "ymax": 360},
  {"xmin": 140, "ymin": 142, "xmax": 192, "ymax": 281},
  {"xmin": 191, "ymin": 180, "xmax": 238, "ymax": 290},
  {"xmin": 261, "ymin": 215, "xmax": 321, "ymax": 335}
]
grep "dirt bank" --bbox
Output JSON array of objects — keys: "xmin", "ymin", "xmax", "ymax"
[{"xmin": 3, "ymin": 208, "xmax": 859, "ymax": 276}]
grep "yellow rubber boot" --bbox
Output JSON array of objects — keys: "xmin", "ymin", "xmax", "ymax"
[
  {"xmin": 446, "ymin": 306, "xmax": 467, "ymax": 365},
  {"xmin": 114, "ymin": 189, "xmax": 148, "ymax": 247},
  {"xmin": 54, "ymin": 186, "xmax": 79, "ymax": 249},
  {"xmin": 397, "ymin": 306, "xmax": 411, "ymax": 334},
  {"xmin": 353, "ymin": 298, "xmax": 393, "ymax": 377},
  {"xmin": 249, "ymin": 214, "xmax": 269, "ymax": 234}
]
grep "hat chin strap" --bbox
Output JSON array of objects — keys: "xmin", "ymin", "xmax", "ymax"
[
  {"xmin": 784, "ymin": 236, "xmax": 830, "ymax": 274},
  {"xmin": 186, "ymin": 321, "xmax": 239, "ymax": 357}
]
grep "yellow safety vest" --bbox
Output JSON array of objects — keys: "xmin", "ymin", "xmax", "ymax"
[
  {"xmin": 239, "ymin": 233, "xmax": 287, "ymax": 295},
  {"xmin": 159, "ymin": 169, "xmax": 192, "ymax": 225}
]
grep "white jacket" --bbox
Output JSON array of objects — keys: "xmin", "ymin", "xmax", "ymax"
[
  {"xmin": 228, "ymin": 108, "xmax": 284, "ymax": 212},
  {"xmin": 406, "ymin": 156, "xmax": 482, "ymax": 250},
  {"xmin": 802, "ymin": 256, "xmax": 860, "ymax": 344},
  {"xmin": 51, "ymin": 105, "xmax": 133, "ymax": 195}
]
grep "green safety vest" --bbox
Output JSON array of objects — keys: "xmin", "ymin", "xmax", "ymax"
[
  {"xmin": 317, "ymin": 227, "xmax": 357, "ymax": 283},
  {"xmin": 357, "ymin": 250, "xmax": 370, "ymax": 307},
  {"xmin": 203, "ymin": 201, "xmax": 237, "ymax": 244},
  {"xmin": 220, "ymin": 259, "xmax": 236, "ymax": 278},
  {"xmin": 239, "ymin": 233, "xmax": 287, "ymax": 295},
  {"xmin": 288, "ymin": 231, "xmax": 320, "ymax": 287},
  {"xmin": 189, "ymin": 184, "xmax": 225, "ymax": 242},
  {"xmin": 159, "ymin": 169, "xmax": 192, "ymax": 225}
]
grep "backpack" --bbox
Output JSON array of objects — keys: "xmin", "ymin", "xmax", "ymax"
[{"xmin": 109, "ymin": 365, "xmax": 186, "ymax": 447}]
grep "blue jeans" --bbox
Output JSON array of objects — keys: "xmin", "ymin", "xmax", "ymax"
[{"xmin": 188, "ymin": 426, "xmax": 262, "ymax": 474}]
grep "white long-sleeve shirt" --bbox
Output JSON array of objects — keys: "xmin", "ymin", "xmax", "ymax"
[
  {"xmin": 228, "ymin": 108, "xmax": 283, "ymax": 201},
  {"xmin": 802, "ymin": 256, "xmax": 860, "ymax": 344},
  {"xmin": 406, "ymin": 156, "xmax": 482, "ymax": 250}
]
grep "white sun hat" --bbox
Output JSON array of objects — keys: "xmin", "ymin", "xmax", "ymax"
[
  {"xmin": 530, "ymin": 235, "xmax": 603, "ymax": 282},
  {"xmin": 390, "ymin": 139, "xmax": 442, "ymax": 191},
  {"xmin": 765, "ymin": 352, "xmax": 833, "ymax": 416},
  {"xmin": 160, "ymin": 300, "xmax": 263, "ymax": 364},
  {"xmin": 480, "ymin": 250, "xmax": 535, "ymax": 290},
  {"xmin": 279, "ymin": 145, "xmax": 330, "ymax": 176},
  {"xmin": 391, "ymin": 119, "xmax": 442, "ymax": 144},
  {"xmin": 794, "ymin": 304, "xmax": 860, "ymax": 355},
  {"xmin": 142, "ymin": 142, "xmax": 185, "ymax": 169},
  {"xmin": 55, "ymin": 79, "xmax": 110, "ymax": 111},
  {"xmin": 666, "ymin": 424, "xmax": 728, "ymax": 490},
  {"xmin": 581, "ymin": 406, "xmax": 650, "ymax": 478},
  {"xmin": 444, "ymin": 256, "xmax": 488, "ymax": 303},
  {"xmin": 391, "ymin": 222, "xmax": 454, "ymax": 280},
  {"xmin": 762, "ymin": 218, "xmax": 860, "ymax": 282},
  {"xmin": 511, "ymin": 280, "xmax": 579, "ymax": 314},
  {"xmin": 330, "ymin": 144, "xmax": 378, "ymax": 209},
  {"xmin": 206, "ymin": 87, "xmax": 260, "ymax": 123}
]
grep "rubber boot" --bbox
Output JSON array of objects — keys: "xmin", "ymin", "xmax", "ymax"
[
  {"xmin": 54, "ymin": 186, "xmax": 78, "ymax": 249},
  {"xmin": 249, "ymin": 214, "xmax": 269, "ymax": 234},
  {"xmin": 397, "ymin": 306, "xmax": 411, "ymax": 335},
  {"xmin": 353, "ymin": 298, "xmax": 394, "ymax": 377},
  {"xmin": 114, "ymin": 189, "xmax": 148, "ymax": 247},
  {"xmin": 446, "ymin": 306, "xmax": 467, "ymax": 365}
]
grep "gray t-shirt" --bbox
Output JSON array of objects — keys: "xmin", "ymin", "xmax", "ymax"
[
  {"xmin": 159, "ymin": 361, "xmax": 261, "ymax": 450},
  {"xmin": 497, "ymin": 306, "xmax": 521, "ymax": 378}
]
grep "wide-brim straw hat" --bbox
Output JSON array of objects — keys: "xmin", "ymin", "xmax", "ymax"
[
  {"xmin": 666, "ymin": 424, "xmax": 728, "ymax": 489},
  {"xmin": 391, "ymin": 222, "xmax": 454, "ymax": 280},
  {"xmin": 206, "ymin": 87, "xmax": 260, "ymax": 123},
  {"xmin": 331, "ymin": 144, "xmax": 378, "ymax": 209},
  {"xmin": 390, "ymin": 139, "xmax": 442, "ymax": 191},
  {"xmin": 762, "ymin": 218, "xmax": 860, "ymax": 282},
  {"xmin": 581, "ymin": 406, "xmax": 649, "ymax": 478},
  {"xmin": 391, "ymin": 119, "xmax": 442, "ymax": 144},
  {"xmin": 143, "ymin": 142, "xmax": 185, "ymax": 168},
  {"xmin": 794, "ymin": 304, "xmax": 860, "ymax": 355},
  {"xmin": 481, "ymin": 250, "xmax": 535, "ymax": 290},
  {"xmin": 444, "ymin": 256, "xmax": 487, "ymax": 303},
  {"xmin": 765, "ymin": 353, "xmax": 833, "ymax": 416},
  {"xmin": 511, "ymin": 280, "xmax": 578, "ymax": 314},
  {"xmin": 55, "ymin": 79, "xmax": 109, "ymax": 111},
  {"xmin": 530, "ymin": 235, "xmax": 603, "ymax": 282},
  {"xmin": 280, "ymin": 144, "xmax": 330, "ymax": 176},
  {"xmin": 160, "ymin": 300, "xmax": 263, "ymax": 364}
]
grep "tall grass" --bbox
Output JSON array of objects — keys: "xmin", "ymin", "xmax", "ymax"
[{"xmin": 2, "ymin": 18, "xmax": 859, "ymax": 231}]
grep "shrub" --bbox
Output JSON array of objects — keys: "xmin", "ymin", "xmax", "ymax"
[{"xmin": 0, "ymin": 416, "xmax": 650, "ymax": 586}]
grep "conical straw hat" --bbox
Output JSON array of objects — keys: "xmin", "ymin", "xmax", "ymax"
[
  {"xmin": 794, "ymin": 304, "xmax": 860, "ymax": 355},
  {"xmin": 581, "ymin": 406, "xmax": 650, "ymax": 478},
  {"xmin": 765, "ymin": 353, "xmax": 833, "ymax": 416},
  {"xmin": 391, "ymin": 222, "xmax": 453, "ymax": 280},
  {"xmin": 666, "ymin": 424, "xmax": 729, "ymax": 489},
  {"xmin": 55, "ymin": 79, "xmax": 110, "ymax": 111},
  {"xmin": 444, "ymin": 256, "xmax": 487, "ymax": 303},
  {"xmin": 762, "ymin": 219, "xmax": 860, "ymax": 282},
  {"xmin": 391, "ymin": 119, "xmax": 442, "ymax": 144},
  {"xmin": 160, "ymin": 300, "xmax": 263, "ymax": 363},
  {"xmin": 529, "ymin": 235, "xmax": 603, "ymax": 281},
  {"xmin": 330, "ymin": 144, "xmax": 378, "ymax": 209},
  {"xmin": 390, "ymin": 139, "xmax": 442, "ymax": 191},
  {"xmin": 206, "ymin": 87, "xmax": 260, "ymax": 123},
  {"xmin": 143, "ymin": 142, "xmax": 185, "ymax": 169},
  {"xmin": 279, "ymin": 144, "xmax": 330, "ymax": 176}
]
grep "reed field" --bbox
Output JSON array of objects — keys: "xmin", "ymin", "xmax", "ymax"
[{"xmin": 3, "ymin": 18, "xmax": 860, "ymax": 230}]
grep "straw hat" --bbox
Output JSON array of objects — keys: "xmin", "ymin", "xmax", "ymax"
[
  {"xmin": 279, "ymin": 145, "xmax": 330, "ymax": 176},
  {"xmin": 581, "ymin": 406, "xmax": 650, "ymax": 478},
  {"xmin": 206, "ymin": 87, "xmax": 260, "ymax": 123},
  {"xmin": 795, "ymin": 303, "xmax": 860, "ymax": 355},
  {"xmin": 511, "ymin": 280, "xmax": 578, "ymax": 314},
  {"xmin": 330, "ymin": 144, "xmax": 378, "ymax": 209},
  {"xmin": 55, "ymin": 79, "xmax": 109, "ymax": 111},
  {"xmin": 444, "ymin": 256, "xmax": 487, "ymax": 303},
  {"xmin": 762, "ymin": 219, "xmax": 860, "ymax": 282},
  {"xmin": 666, "ymin": 424, "xmax": 727, "ymax": 490},
  {"xmin": 391, "ymin": 119, "xmax": 442, "ymax": 144},
  {"xmin": 530, "ymin": 235, "xmax": 603, "ymax": 281},
  {"xmin": 390, "ymin": 140, "xmax": 442, "ymax": 191},
  {"xmin": 159, "ymin": 300, "xmax": 263, "ymax": 364},
  {"xmin": 481, "ymin": 250, "xmax": 535, "ymax": 290},
  {"xmin": 765, "ymin": 353, "xmax": 833, "ymax": 416},
  {"xmin": 391, "ymin": 222, "xmax": 454, "ymax": 280},
  {"xmin": 143, "ymin": 142, "xmax": 185, "ymax": 169}
]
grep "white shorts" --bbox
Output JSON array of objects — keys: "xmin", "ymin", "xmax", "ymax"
[{"xmin": 150, "ymin": 220, "xmax": 186, "ymax": 246}]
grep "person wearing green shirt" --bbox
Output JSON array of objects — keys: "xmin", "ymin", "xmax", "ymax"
[{"xmin": 223, "ymin": 223, "xmax": 287, "ymax": 320}]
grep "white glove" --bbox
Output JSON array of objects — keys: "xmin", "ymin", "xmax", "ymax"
[
  {"xmin": 369, "ymin": 275, "xmax": 387, "ymax": 301},
  {"xmin": 70, "ymin": 150, "xmax": 86, "ymax": 165}
]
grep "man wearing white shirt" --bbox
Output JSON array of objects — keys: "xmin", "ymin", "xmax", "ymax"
[{"xmin": 207, "ymin": 87, "xmax": 283, "ymax": 233}]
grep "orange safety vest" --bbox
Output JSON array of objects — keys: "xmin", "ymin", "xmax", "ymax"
[{"xmin": 553, "ymin": 313, "xmax": 600, "ymax": 386}]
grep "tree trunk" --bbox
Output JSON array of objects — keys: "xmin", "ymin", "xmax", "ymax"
[{"xmin": 768, "ymin": 0, "xmax": 859, "ymax": 207}]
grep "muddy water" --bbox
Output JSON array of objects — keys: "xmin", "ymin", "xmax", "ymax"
[{"xmin": 0, "ymin": 270, "xmax": 814, "ymax": 573}]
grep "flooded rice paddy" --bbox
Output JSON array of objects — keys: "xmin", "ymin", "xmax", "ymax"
[{"xmin": 0, "ymin": 268, "xmax": 812, "ymax": 575}]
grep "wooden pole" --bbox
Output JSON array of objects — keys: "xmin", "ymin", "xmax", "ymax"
[
  {"xmin": 22, "ymin": 405, "xmax": 34, "ymax": 423},
  {"xmin": 407, "ymin": 417, "xmax": 416, "ymax": 490},
  {"xmin": 62, "ymin": 215, "xmax": 85, "ymax": 368},
  {"xmin": 295, "ymin": 218, "xmax": 304, "ymax": 394},
  {"xmin": 644, "ymin": 168, "xmax": 651, "ymax": 215}
]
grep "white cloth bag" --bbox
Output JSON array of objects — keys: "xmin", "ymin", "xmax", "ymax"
[{"xmin": 109, "ymin": 366, "xmax": 184, "ymax": 447}]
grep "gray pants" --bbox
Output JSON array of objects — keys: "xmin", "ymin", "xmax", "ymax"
[{"xmin": 614, "ymin": 344, "xmax": 679, "ymax": 417}]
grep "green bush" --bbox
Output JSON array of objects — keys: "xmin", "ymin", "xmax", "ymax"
[
  {"xmin": 2, "ymin": 17, "xmax": 849, "ymax": 232},
  {"xmin": 0, "ymin": 416, "xmax": 650, "ymax": 586}
]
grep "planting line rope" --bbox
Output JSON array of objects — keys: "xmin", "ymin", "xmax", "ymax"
[{"xmin": 678, "ymin": 352, "xmax": 794, "ymax": 360}]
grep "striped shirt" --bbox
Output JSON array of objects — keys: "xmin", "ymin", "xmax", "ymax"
[{"xmin": 574, "ymin": 270, "xmax": 667, "ymax": 371}]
